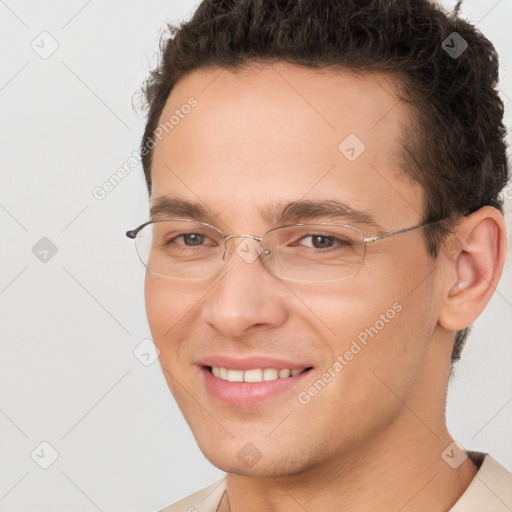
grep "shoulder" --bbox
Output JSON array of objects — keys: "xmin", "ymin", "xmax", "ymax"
[
  {"xmin": 450, "ymin": 452, "xmax": 512, "ymax": 511},
  {"xmin": 159, "ymin": 478, "xmax": 227, "ymax": 512}
]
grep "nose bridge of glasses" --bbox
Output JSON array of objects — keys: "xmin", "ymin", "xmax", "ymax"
[
  {"xmin": 224, "ymin": 233, "xmax": 264, "ymax": 243},
  {"xmin": 222, "ymin": 233, "xmax": 265, "ymax": 262}
]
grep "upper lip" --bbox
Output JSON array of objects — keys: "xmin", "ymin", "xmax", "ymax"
[{"xmin": 196, "ymin": 355, "xmax": 313, "ymax": 371}]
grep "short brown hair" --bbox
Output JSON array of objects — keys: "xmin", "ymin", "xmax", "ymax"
[{"xmin": 140, "ymin": 0, "xmax": 509, "ymax": 363}]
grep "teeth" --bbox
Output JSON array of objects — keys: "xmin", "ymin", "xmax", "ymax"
[
  {"xmin": 211, "ymin": 366, "xmax": 306, "ymax": 383},
  {"xmin": 263, "ymin": 368, "xmax": 279, "ymax": 381},
  {"xmin": 227, "ymin": 369, "xmax": 244, "ymax": 382},
  {"xmin": 244, "ymin": 369, "xmax": 263, "ymax": 382}
]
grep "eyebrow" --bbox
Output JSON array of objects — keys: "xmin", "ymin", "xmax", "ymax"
[
  {"xmin": 150, "ymin": 197, "xmax": 382, "ymax": 231},
  {"xmin": 260, "ymin": 199, "xmax": 382, "ymax": 230}
]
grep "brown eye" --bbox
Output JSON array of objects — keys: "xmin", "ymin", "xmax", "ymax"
[
  {"xmin": 174, "ymin": 233, "xmax": 206, "ymax": 246},
  {"xmin": 310, "ymin": 235, "xmax": 333, "ymax": 249}
]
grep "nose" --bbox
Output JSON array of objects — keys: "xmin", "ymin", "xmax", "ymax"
[{"xmin": 200, "ymin": 237, "xmax": 289, "ymax": 338}]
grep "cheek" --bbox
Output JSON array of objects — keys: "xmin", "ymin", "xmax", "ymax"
[
  {"xmin": 145, "ymin": 276, "xmax": 172, "ymax": 341},
  {"xmin": 144, "ymin": 276, "xmax": 204, "ymax": 405},
  {"xmin": 294, "ymin": 283, "xmax": 433, "ymax": 430},
  {"xmin": 144, "ymin": 275, "xmax": 200, "ymax": 352},
  {"xmin": 297, "ymin": 252, "xmax": 436, "ymax": 375}
]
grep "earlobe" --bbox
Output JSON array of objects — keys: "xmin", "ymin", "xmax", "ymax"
[{"xmin": 438, "ymin": 206, "xmax": 507, "ymax": 331}]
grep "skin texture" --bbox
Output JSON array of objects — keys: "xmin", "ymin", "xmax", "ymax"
[{"xmin": 145, "ymin": 63, "xmax": 506, "ymax": 511}]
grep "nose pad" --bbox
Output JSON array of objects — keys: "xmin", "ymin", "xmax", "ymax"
[{"xmin": 221, "ymin": 246, "xmax": 231, "ymax": 263}]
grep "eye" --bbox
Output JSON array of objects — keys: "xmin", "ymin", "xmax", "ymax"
[
  {"xmin": 172, "ymin": 233, "xmax": 207, "ymax": 246},
  {"xmin": 298, "ymin": 234, "xmax": 352, "ymax": 250}
]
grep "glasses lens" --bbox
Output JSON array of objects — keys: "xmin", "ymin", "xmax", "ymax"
[
  {"xmin": 134, "ymin": 220, "xmax": 224, "ymax": 279},
  {"xmin": 263, "ymin": 224, "xmax": 365, "ymax": 282}
]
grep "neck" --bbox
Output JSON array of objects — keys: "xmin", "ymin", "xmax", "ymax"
[{"xmin": 223, "ymin": 415, "xmax": 478, "ymax": 512}]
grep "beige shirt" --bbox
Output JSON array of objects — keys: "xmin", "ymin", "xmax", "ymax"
[{"xmin": 160, "ymin": 453, "xmax": 512, "ymax": 512}]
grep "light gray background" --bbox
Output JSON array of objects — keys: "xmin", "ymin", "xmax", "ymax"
[{"xmin": 1, "ymin": 1, "xmax": 511, "ymax": 511}]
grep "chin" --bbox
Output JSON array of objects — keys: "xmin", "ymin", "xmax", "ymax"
[{"xmin": 197, "ymin": 440, "xmax": 315, "ymax": 478}]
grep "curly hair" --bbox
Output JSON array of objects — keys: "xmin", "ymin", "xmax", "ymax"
[{"xmin": 140, "ymin": 0, "xmax": 509, "ymax": 364}]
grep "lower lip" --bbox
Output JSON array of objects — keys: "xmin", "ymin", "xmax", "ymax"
[{"xmin": 200, "ymin": 366, "xmax": 313, "ymax": 406}]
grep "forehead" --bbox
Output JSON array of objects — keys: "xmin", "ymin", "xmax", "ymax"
[{"xmin": 150, "ymin": 62, "xmax": 422, "ymax": 228}]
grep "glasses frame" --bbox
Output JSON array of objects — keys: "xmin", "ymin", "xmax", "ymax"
[{"xmin": 126, "ymin": 217, "xmax": 443, "ymax": 282}]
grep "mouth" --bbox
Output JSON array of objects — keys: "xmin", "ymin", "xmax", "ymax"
[
  {"xmin": 200, "ymin": 364, "xmax": 314, "ymax": 406},
  {"xmin": 208, "ymin": 365, "xmax": 312, "ymax": 382}
]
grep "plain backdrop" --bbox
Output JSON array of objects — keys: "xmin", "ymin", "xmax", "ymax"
[{"xmin": 1, "ymin": 1, "xmax": 511, "ymax": 510}]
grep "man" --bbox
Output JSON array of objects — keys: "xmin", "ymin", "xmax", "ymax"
[{"xmin": 126, "ymin": 0, "xmax": 511, "ymax": 510}]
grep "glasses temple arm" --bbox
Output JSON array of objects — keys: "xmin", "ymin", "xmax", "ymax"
[{"xmin": 363, "ymin": 220, "xmax": 438, "ymax": 243}]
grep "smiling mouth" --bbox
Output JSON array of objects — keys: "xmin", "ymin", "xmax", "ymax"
[{"xmin": 207, "ymin": 366, "xmax": 313, "ymax": 383}]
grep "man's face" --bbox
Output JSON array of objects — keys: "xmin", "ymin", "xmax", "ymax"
[{"xmin": 146, "ymin": 63, "xmax": 446, "ymax": 476}]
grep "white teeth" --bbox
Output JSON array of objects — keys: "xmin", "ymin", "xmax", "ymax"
[
  {"xmin": 244, "ymin": 369, "xmax": 263, "ymax": 382},
  {"xmin": 211, "ymin": 366, "xmax": 306, "ymax": 383},
  {"xmin": 227, "ymin": 369, "xmax": 244, "ymax": 382},
  {"xmin": 263, "ymin": 368, "xmax": 279, "ymax": 381}
]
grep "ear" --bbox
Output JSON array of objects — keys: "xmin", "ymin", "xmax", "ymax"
[{"xmin": 438, "ymin": 206, "xmax": 507, "ymax": 332}]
